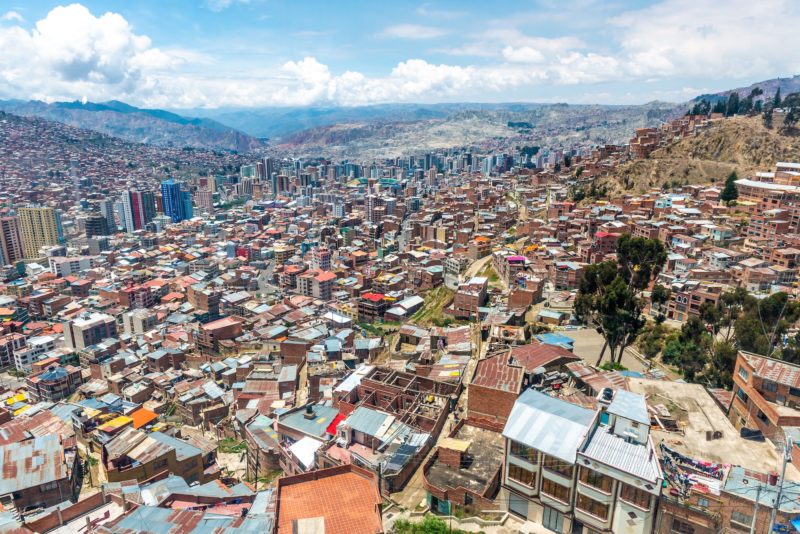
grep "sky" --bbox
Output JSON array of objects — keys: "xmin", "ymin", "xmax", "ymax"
[{"xmin": 1, "ymin": 0, "xmax": 799, "ymax": 109}]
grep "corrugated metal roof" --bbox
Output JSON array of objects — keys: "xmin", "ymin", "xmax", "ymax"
[
  {"xmin": 0, "ymin": 434, "xmax": 67, "ymax": 494},
  {"xmin": 579, "ymin": 426, "xmax": 661, "ymax": 484},
  {"xmin": 345, "ymin": 407, "xmax": 394, "ymax": 438},
  {"xmin": 607, "ymin": 390, "xmax": 649, "ymax": 425},
  {"xmin": 503, "ymin": 389, "xmax": 594, "ymax": 463}
]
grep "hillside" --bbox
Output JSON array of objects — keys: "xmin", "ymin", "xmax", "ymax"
[
  {"xmin": 0, "ymin": 100, "xmax": 265, "ymax": 153},
  {"xmin": 0, "ymin": 111, "xmax": 249, "ymax": 186},
  {"xmin": 601, "ymin": 116, "xmax": 800, "ymax": 194},
  {"xmin": 692, "ymin": 75, "xmax": 800, "ymax": 104},
  {"xmin": 273, "ymin": 102, "xmax": 676, "ymax": 158}
]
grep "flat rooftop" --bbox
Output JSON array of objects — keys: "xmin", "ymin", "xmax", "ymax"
[
  {"xmin": 426, "ymin": 424, "xmax": 503, "ymax": 494},
  {"xmin": 626, "ymin": 378, "xmax": 798, "ymax": 478}
]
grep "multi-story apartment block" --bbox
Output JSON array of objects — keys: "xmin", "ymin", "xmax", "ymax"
[
  {"xmin": 62, "ymin": 312, "xmax": 118, "ymax": 350},
  {"xmin": 18, "ymin": 207, "xmax": 64, "ymax": 259},
  {"xmin": 501, "ymin": 388, "xmax": 661, "ymax": 534}
]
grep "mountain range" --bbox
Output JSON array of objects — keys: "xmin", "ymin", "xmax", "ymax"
[
  {"xmin": 2, "ymin": 75, "xmax": 798, "ymax": 156},
  {"xmin": 0, "ymin": 99, "xmax": 265, "ymax": 153}
]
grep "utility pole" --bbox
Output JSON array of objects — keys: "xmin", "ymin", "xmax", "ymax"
[
  {"xmin": 769, "ymin": 437, "xmax": 792, "ymax": 533},
  {"xmin": 750, "ymin": 484, "xmax": 761, "ymax": 534}
]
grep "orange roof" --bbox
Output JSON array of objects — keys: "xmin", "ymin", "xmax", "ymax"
[
  {"xmin": 316, "ymin": 271, "xmax": 337, "ymax": 282},
  {"xmin": 131, "ymin": 408, "xmax": 158, "ymax": 429},
  {"xmin": 276, "ymin": 466, "xmax": 382, "ymax": 534}
]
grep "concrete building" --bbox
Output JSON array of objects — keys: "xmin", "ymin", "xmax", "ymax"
[
  {"xmin": 501, "ymin": 388, "xmax": 662, "ymax": 534},
  {"xmin": 0, "ymin": 216, "xmax": 23, "ymax": 266},
  {"xmin": 62, "ymin": 312, "xmax": 118, "ymax": 350},
  {"xmin": 18, "ymin": 207, "xmax": 64, "ymax": 259}
]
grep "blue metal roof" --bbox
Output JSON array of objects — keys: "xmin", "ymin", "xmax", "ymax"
[{"xmin": 607, "ymin": 389, "xmax": 649, "ymax": 425}]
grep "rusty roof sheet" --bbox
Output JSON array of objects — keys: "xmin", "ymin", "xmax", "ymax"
[
  {"xmin": 0, "ymin": 434, "xmax": 67, "ymax": 494},
  {"xmin": 471, "ymin": 355, "xmax": 523, "ymax": 393},
  {"xmin": 743, "ymin": 351, "xmax": 800, "ymax": 388}
]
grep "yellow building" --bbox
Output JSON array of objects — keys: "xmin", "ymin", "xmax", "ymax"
[{"xmin": 18, "ymin": 207, "xmax": 63, "ymax": 259}]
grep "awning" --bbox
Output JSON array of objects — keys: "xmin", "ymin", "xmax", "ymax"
[{"xmin": 326, "ymin": 413, "xmax": 346, "ymax": 436}]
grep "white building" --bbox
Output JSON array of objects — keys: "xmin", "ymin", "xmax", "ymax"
[
  {"xmin": 501, "ymin": 388, "xmax": 662, "ymax": 534},
  {"xmin": 14, "ymin": 334, "xmax": 58, "ymax": 372},
  {"xmin": 48, "ymin": 255, "xmax": 98, "ymax": 277}
]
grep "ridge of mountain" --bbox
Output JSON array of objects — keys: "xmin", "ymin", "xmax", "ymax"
[{"xmin": 0, "ymin": 99, "xmax": 265, "ymax": 153}]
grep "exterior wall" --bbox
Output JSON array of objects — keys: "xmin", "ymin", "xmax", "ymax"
[{"xmin": 467, "ymin": 384, "xmax": 518, "ymax": 432}]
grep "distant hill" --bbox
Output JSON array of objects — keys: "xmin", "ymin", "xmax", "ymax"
[
  {"xmin": 0, "ymin": 99, "xmax": 265, "ymax": 153},
  {"xmin": 601, "ymin": 115, "xmax": 800, "ymax": 193},
  {"xmin": 689, "ymin": 76, "xmax": 800, "ymax": 105}
]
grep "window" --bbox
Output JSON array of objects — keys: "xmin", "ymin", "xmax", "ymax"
[
  {"xmin": 542, "ymin": 455, "xmax": 573, "ymax": 478},
  {"xmin": 731, "ymin": 511, "xmax": 753, "ymax": 528},
  {"xmin": 671, "ymin": 519, "xmax": 696, "ymax": 534},
  {"xmin": 576, "ymin": 494, "xmax": 609, "ymax": 520},
  {"xmin": 154, "ymin": 458, "xmax": 167, "ymax": 469},
  {"xmin": 510, "ymin": 441, "xmax": 539, "ymax": 463},
  {"xmin": 756, "ymin": 410, "xmax": 769, "ymax": 423},
  {"xmin": 762, "ymin": 380, "xmax": 778, "ymax": 392},
  {"xmin": 541, "ymin": 478, "xmax": 570, "ymax": 503},
  {"xmin": 620, "ymin": 483, "xmax": 651, "ymax": 510},
  {"xmin": 736, "ymin": 387, "xmax": 749, "ymax": 404},
  {"xmin": 738, "ymin": 367, "xmax": 749, "ymax": 381},
  {"xmin": 698, "ymin": 497, "xmax": 709, "ymax": 509},
  {"xmin": 508, "ymin": 464, "xmax": 536, "ymax": 488},
  {"xmin": 790, "ymin": 386, "xmax": 800, "ymax": 397},
  {"xmin": 579, "ymin": 467, "xmax": 612, "ymax": 493}
]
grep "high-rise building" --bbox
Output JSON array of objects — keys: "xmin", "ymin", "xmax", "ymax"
[
  {"xmin": 18, "ymin": 207, "xmax": 64, "ymax": 259},
  {"xmin": 160, "ymin": 179, "xmax": 193, "ymax": 223},
  {"xmin": 196, "ymin": 190, "xmax": 214, "ymax": 213},
  {"xmin": 121, "ymin": 190, "xmax": 156, "ymax": 232},
  {"xmin": 0, "ymin": 217, "xmax": 23, "ymax": 266},
  {"xmin": 98, "ymin": 199, "xmax": 116, "ymax": 232},
  {"xmin": 84, "ymin": 214, "xmax": 109, "ymax": 237}
]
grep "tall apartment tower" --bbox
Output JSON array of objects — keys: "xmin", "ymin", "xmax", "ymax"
[
  {"xmin": 160, "ymin": 179, "xmax": 193, "ymax": 223},
  {"xmin": 0, "ymin": 217, "xmax": 23, "ymax": 266},
  {"xmin": 18, "ymin": 207, "xmax": 64, "ymax": 259},
  {"xmin": 99, "ymin": 199, "xmax": 116, "ymax": 231},
  {"xmin": 121, "ymin": 190, "xmax": 156, "ymax": 232}
]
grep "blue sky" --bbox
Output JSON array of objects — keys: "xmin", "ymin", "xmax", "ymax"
[{"xmin": 1, "ymin": 0, "xmax": 799, "ymax": 108}]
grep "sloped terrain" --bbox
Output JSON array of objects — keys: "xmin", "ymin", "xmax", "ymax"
[
  {"xmin": 602, "ymin": 116, "xmax": 800, "ymax": 193},
  {"xmin": 0, "ymin": 100, "xmax": 265, "ymax": 153}
]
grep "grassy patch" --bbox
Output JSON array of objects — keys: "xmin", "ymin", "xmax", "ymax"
[
  {"xmin": 410, "ymin": 285, "xmax": 455, "ymax": 326},
  {"xmin": 218, "ymin": 438, "xmax": 247, "ymax": 454}
]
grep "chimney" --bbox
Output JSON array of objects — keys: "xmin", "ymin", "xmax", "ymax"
[{"xmin": 303, "ymin": 404, "xmax": 315, "ymax": 420}]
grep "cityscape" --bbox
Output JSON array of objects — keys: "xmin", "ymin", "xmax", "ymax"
[{"xmin": 2, "ymin": 2, "xmax": 800, "ymax": 534}]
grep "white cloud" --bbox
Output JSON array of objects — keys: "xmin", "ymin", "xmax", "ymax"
[
  {"xmin": 0, "ymin": 10, "xmax": 24, "ymax": 23},
  {"xmin": 2, "ymin": 1, "xmax": 800, "ymax": 109},
  {"xmin": 206, "ymin": 0, "xmax": 252, "ymax": 12},
  {"xmin": 610, "ymin": 0, "xmax": 800, "ymax": 80},
  {"xmin": 381, "ymin": 24, "xmax": 448, "ymax": 40}
]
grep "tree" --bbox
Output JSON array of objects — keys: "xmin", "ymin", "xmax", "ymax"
[
  {"xmin": 774, "ymin": 87, "xmax": 782, "ymax": 108},
  {"xmin": 763, "ymin": 103, "xmax": 774, "ymax": 128},
  {"xmin": 720, "ymin": 171, "xmax": 739, "ymax": 204},
  {"xmin": 650, "ymin": 283, "xmax": 671, "ymax": 317},
  {"xmin": 636, "ymin": 321, "xmax": 670, "ymax": 359},
  {"xmin": 575, "ymin": 235, "xmax": 667, "ymax": 365},
  {"xmin": 711, "ymin": 100, "xmax": 726, "ymax": 114},
  {"xmin": 735, "ymin": 292, "xmax": 800, "ymax": 357},
  {"xmin": 725, "ymin": 92, "xmax": 740, "ymax": 117}
]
